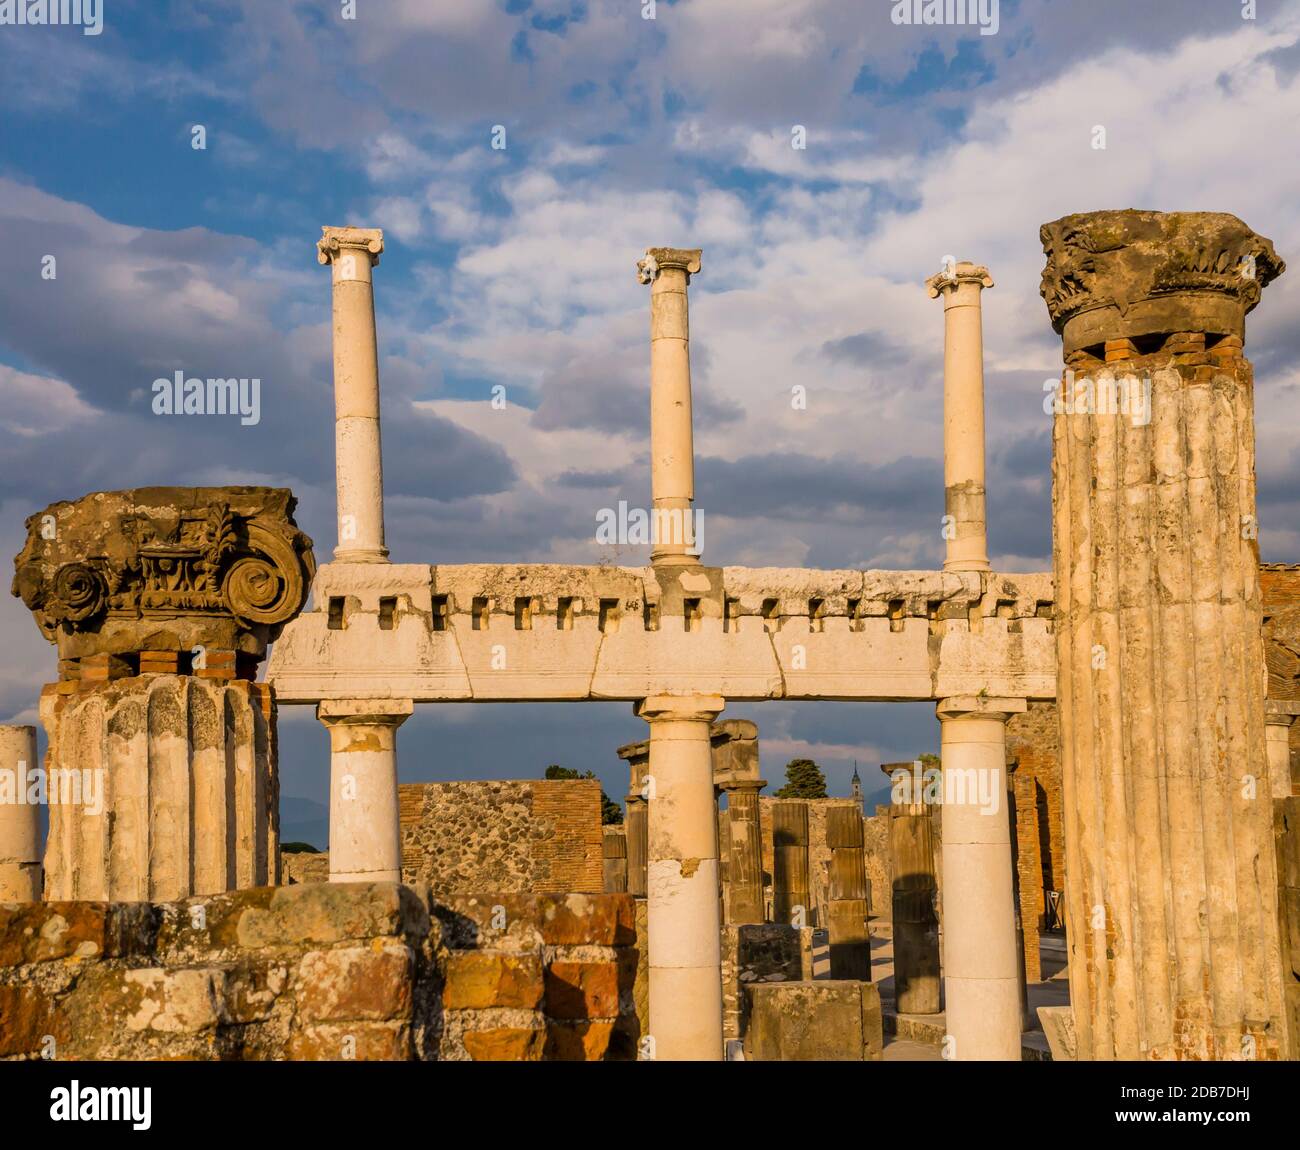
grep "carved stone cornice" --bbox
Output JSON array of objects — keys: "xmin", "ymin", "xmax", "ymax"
[
  {"xmin": 317, "ymin": 226, "xmax": 385, "ymax": 266},
  {"xmin": 12, "ymin": 487, "xmax": 315, "ymax": 665},
  {"xmin": 637, "ymin": 247, "xmax": 702, "ymax": 284},
  {"xmin": 1039, "ymin": 210, "xmax": 1285, "ymax": 355}
]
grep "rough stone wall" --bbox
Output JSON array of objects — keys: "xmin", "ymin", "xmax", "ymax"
[
  {"xmin": 399, "ymin": 780, "xmax": 603, "ymax": 895},
  {"xmin": 720, "ymin": 923, "xmax": 802, "ymax": 1043},
  {"xmin": 0, "ymin": 883, "xmax": 637, "ymax": 1061},
  {"xmin": 863, "ymin": 807, "xmax": 891, "ymax": 920},
  {"xmin": 1006, "ymin": 701, "xmax": 1064, "ymax": 984},
  {"xmin": 1277, "ymin": 798, "xmax": 1300, "ymax": 1058}
]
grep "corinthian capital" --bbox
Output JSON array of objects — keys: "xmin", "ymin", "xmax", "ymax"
[{"xmin": 1039, "ymin": 209, "xmax": 1285, "ymax": 355}]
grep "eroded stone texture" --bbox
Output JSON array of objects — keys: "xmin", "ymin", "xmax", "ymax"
[
  {"xmin": 1044, "ymin": 209, "xmax": 1287, "ymax": 1060},
  {"xmin": 745, "ymin": 980, "xmax": 883, "ymax": 1061},
  {"xmin": 12, "ymin": 487, "xmax": 313, "ymax": 901},
  {"xmin": 0, "ymin": 883, "xmax": 638, "ymax": 1061}
]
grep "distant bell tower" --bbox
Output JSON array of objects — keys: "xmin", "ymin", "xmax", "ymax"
[{"xmin": 851, "ymin": 762, "xmax": 863, "ymax": 811}]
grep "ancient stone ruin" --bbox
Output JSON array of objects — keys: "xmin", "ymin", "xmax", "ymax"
[{"xmin": 2, "ymin": 212, "xmax": 1297, "ymax": 1062}]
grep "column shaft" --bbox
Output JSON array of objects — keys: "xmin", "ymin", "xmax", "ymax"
[
  {"xmin": 886, "ymin": 790, "xmax": 941, "ymax": 1013},
  {"xmin": 638, "ymin": 248, "xmax": 702, "ymax": 566},
  {"xmin": 0, "ymin": 726, "xmax": 41, "ymax": 900},
  {"xmin": 318, "ymin": 227, "xmax": 388, "ymax": 563},
  {"xmin": 319, "ymin": 699, "xmax": 412, "ymax": 883},
  {"xmin": 772, "ymin": 800, "xmax": 811, "ymax": 925},
  {"xmin": 927, "ymin": 263, "xmax": 993, "ymax": 572},
  {"xmin": 938, "ymin": 698, "xmax": 1023, "ymax": 1060},
  {"xmin": 724, "ymin": 786, "xmax": 765, "ymax": 925},
  {"xmin": 638, "ymin": 694, "xmax": 724, "ymax": 1060}
]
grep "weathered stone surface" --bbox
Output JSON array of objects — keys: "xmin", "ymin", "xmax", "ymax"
[
  {"xmin": 12, "ymin": 487, "xmax": 315, "ymax": 667},
  {"xmin": 462, "ymin": 1025, "xmax": 545, "ymax": 1061},
  {"xmin": 443, "ymin": 952, "xmax": 544, "ymax": 1010},
  {"xmin": 746, "ymin": 981, "xmax": 883, "ymax": 1061},
  {"xmin": 1040, "ymin": 209, "xmax": 1284, "ymax": 356},
  {"xmin": 544, "ymin": 960, "xmax": 619, "ymax": 1020},
  {"xmin": 296, "ymin": 944, "xmax": 413, "ymax": 1022}
]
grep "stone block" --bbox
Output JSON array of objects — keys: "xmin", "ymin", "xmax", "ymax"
[
  {"xmin": 462, "ymin": 1025, "xmax": 546, "ymax": 1061},
  {"xmin": 0, "ymin": 902, "xmax": 155, "ymax": 966},
  {"xmin": 0, "ymin": 983, "xmax": 61, "ymax": 1057},
  {"xmin": 296, "ymin": 944, "xmax": 413, "ymax": 1022},
  {"xmin": 289, "ymin": 1021, "xmax": 411, "ymax": 1061},
  {"xmin": 537, "ymin": 892, "xmax": 635, "ymax": 945},
  {"xmin": 746, "ymin": 981, "xmax": 882, "ymax": 1061},
  {"xmin": 433, "ymin": 893, "xmax": 543, "ymax": 952},
  {"xmin": 545, "ymin": 1020, "xmax": 615, "ymax": 1061},
  {"xmin": 443, "ymin": 951, "xmax": 544, "ymax": 1010},
  {"xmin": 544, "ymin": 960, "xmax": 620, "ymax": 1019}
]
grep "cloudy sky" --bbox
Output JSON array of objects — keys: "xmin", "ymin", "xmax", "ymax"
[{"xmin": 3, "ymin": 0, "xmax": 1300, "ymax": 846}]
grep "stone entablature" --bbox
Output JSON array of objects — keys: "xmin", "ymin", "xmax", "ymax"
[
  {"xmin": 12, "ymin": 487, "xmax": 315, "ymax": 679},
  {"xmin": 267, "ymin": 562, "xmax": 1054, "ymax": 703}
]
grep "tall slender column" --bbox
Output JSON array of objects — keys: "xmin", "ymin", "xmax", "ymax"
[
  {"xmin": 319, "ymin": 699, "xmax": 412, "ymax": 883},
  {"xmin": 318, "ymin": 226, "xmax": 389, "ymax": 563},
  {"xmin": 937, "ymin": 696, "xmax": 1025, "ymax": 1060},
  {"xmin": 927, "ymin": 261, "xmax": 993, "ymax": 572},
  {"xmin": 772, "ymin": 800, "xmax": 811, "ymax": 925},
  {"xmin": 826, "ymin": 806, "xmax": 872, "ymax": 980},
  {"xmin": 1042, "ymin": 209, "xmax": 1288, "ymax": 1060},
  {"xmin": 881, "ymin": 762, "xmax": 941, "ymax": 1013},
  {"xmin": 722, "ymin": 785, "xmax": 766, "ymax": 924},
  {"xmin": 617, "ymin": 739, "xmax": 649, "ymax": 897},
  {"xmin": 0, "ymin": 725, "xmax": 41, "ymax": 900},
  {"xmin": 636, "ymin": 694, "xmax": 725, "ymax": 1060},
  {"xmin": 637, "ymin": 247, "xmax": 702, "ymax": 567},
  {"xmin": 1266, "ymin": 709, "xmax": 1296, "ymax": 799}
]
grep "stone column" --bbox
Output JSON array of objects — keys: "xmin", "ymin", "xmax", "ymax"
[
  {"xmin": 772, "ymin": 800, "xmax": 811, "ymax": 926},
  {"xmin": 1266, "ymin": 708, "xmax": 1297, "ymax": 799},
  {"xmin": 937, "ymin": 696, "xmax": 1025, "ymax": 1060},
  {"xmin": 710, "ymin": 719, "xmax": 765, "ymax": 925},
  {"xmin": 318, "ymin": 699, "xmax": 412, "ymax": 883},
  {"xmin": 881, "ymin": 762, "xmax": 942, "ymax": 1014},
  {"xmin": 0, "ymin": 725, "xmax": 41, "ymax": 900},
  {"xmin": 11, "ymin": 487, "xmax": 314, "ymax": 900},
  {"xmin": 637, "ymin": 247, "xmax": 702, "ymax": 567},
  {"xmin": 318, "ymin": 226, "xmax": 389, "ymax": 563},
  {"xmin": 927, "ymin": 260, "xmax": 993, "ymax": 573},
  {"xmin": 826, "ymin": 806, "xmax": 872, "ymax": 980},
  {"xmin": 636, "ymin": 694, "xmax": 725, "ymax": 1061},
  {"xmin": 1042, "ymin": 209, "xmax": 1288, "ymax": 1060},
  {"xmin": 602, "ymin": 826, "xmax": 628, "ymax": 893},
  {"xmin": 617, "ymin": 738, "xmax": 650, "ymax": 897}
]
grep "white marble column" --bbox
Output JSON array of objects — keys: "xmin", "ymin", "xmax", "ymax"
[
  {"xmin": 0, "ymin": 725, "xmax": 41, "ymax": 900},
  {"xmin": 317, "ymin": 226, "xmax": 389, "ymax": 563},
  {"xmin": 927, "ymin": 261, "xmax": 993, "ymax": 573},
  {"xmin": 637, "ymin": 247, "xmax": 703, "ymax": 567},
  {"xmin": 637, "ymin": 693, "xmax": 725, "ymax": 1060},
  {"xmin": 936, "ymin": 695, "xmax": 1025, "ymax": 1060},
  {"xmin": 319, "ymin": 699, "xmax": 412, "ymax": 883}
]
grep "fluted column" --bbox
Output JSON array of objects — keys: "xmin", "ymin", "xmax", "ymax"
[
  {"xmin": 637, "ymin": 247, "xmax": 702, "ymax": 567},
  {"xmin": 318, "ymin": 226, "xmax": 389, "ymax": 563},
  {"xmin": 826, "ymin": 805, "xmax": 871, "ymax": 980},
  {"xmin": 319, "ymin": 699, "xmax": 412, "ymax": 883},
  {"xmin": 1042, "ymin": 209, "xmax": 1287, "ymax": 1060},
  {"xmin": 937, "ymin": 696, "xmax": 1025, "ymax": 1060},
  {"xmin": 617, "ymin": 738, "xmax": 650, "ymax": 897},
  {"xmin": 636, "ymin": 694, "xmax": 725, "ymax": 1060},
  {"xmin": 0, "ymin": 725, "xmax": 41, "ymax": 900},
  {"xmin": 1265, "ymin": 709, "xmax": 1296, "ymax": 799},
  {"xmin": 772, "ymin": 800, "xmax": 811, "ymax": 925},
  {"xmin": 722, "ymin": 785, "xmax": 765, "ymax": 925},
  {"xmin": 927, "ymin": 260, "xmax": 993, "ymax": 573}
]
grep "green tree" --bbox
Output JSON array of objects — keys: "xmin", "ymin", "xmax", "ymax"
[
  {"xmin": 544, "ymin": 764, "xmax": 624, "ymax": 824},
  {"xmin": 775, "ymin": 758, "xmax": 828, "ymax": 799}
]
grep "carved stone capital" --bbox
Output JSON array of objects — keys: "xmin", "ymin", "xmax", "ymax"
[
  {"xmin": 1039, "ymin": 210, "xmax": 1285, "ymax": 355},
  {"xmin": 637, "ymin": 247, "xmax": 702, "ymax": 284},
  {"xmin": 635, "ymin": 693, "xmax": 724, "ymax": 725},
  {"xmin": 12, "ymin": 487, "xmax": 315, "ymax": 672},
  {"xmin": 926, "ymin": 261, "xmax": 994, "ymax": 298},
  {"xmin": 317, "ymin": 226, "xmax": 385, "ymax": 266}
]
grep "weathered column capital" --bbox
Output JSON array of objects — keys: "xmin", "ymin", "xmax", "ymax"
[
  {"xmin": 926, "ymin": 260, "xmax": 994, "ymax": 301},
  {"xmin": 316, "ymin": 698, "xmax": 414, "ymax": 728},
  {"xmin": 1039, "ymin": 210, "xmax": 1285, "ymax": 356},
  {"xmin": 317, "ymin": 225, "xmax": 385, "ymax": 269},
  {"xmin": 935, "ymin": 695, "xmax": 1027, "ymax": 723},
  {"xmin": 12, "ymin": 487, "xmax": 315, "ymax": 678},
  {"xmin": 637, "ymin": 247, "xmax": 702, "ymax": 285},
  {"xmin": 636, "ymin": 694, "xmax": 725, "ymax": 725}
]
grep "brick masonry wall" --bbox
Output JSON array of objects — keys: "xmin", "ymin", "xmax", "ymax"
[
  {"xmin": 0, "ymin": 883, "xmax": 637, "ymax": 1061},
  {"xmin": 399, "ymin": 780, "xmax": 604, "ymax": 895}
]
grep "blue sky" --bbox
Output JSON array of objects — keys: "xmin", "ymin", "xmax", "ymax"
[{"xmin": 3, "ymin": 0, "xmax": 1300, "ymax": 846}]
